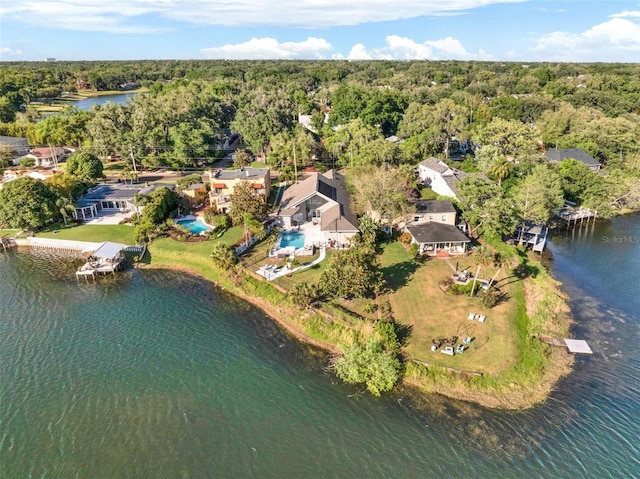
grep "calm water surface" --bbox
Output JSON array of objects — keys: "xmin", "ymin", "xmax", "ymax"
[
  {"xmin": 71, "ymin": 93, "xmax": 137, "ymax": 110},
  {"xmin": 1, "ymin": 214, "xmax": 639, "ymax": 478}
]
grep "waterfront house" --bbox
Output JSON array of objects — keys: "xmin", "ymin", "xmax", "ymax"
[
  {"xmin": 405, "ymin": 222, "xmax": 471, "ymax": 257},
  {"xmin": 417, "ymin": 157, "xmax": 470, "ymax": 200},
  {"xmin": 409, "ymin": 200, "xmax": 457, "ymax": 226},
  {"xmin": 277, "ymin": 169, "xmax": 359, "ymax": 248},
  {"xmin": 73, "ymin": 183, "xmax": 174, "ymax": 221},
  {"xmin": 545, "ymin": 148, "xmax": 602, "ymax": 171},
  {"xmin": 207, "ymin": 167, "xmax": 270, "ymax": 214}
]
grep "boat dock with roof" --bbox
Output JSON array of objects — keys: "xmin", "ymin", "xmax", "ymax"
[{"xmin": 76, "ymin": 242, "xmax": 128, "ymax": 279}]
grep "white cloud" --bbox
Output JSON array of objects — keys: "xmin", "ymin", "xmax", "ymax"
[
  {"xmin": 527, "ymin": 11, "xmax": 640, "ymax": 61},
  {"xmin": 0, "ymin": 0, "xmax": 524, "ymax": 31},
  {"xmin": 0, "ymin": 47, "xmax": 23, "ymax": 57},
  {"xmin": 345, "ymin": 43, "xmax": 375, "ymax": 60},
  {"xmin": 201, "ymin": 37, "xmax": 333, "ymax": 59},
  {"xmin": 342, "ymin": 35, "xmax": 493, "ymax": 60},
  {"xmin": 203, "ymin": 34, "xmax": 492, "ymax": 61}
]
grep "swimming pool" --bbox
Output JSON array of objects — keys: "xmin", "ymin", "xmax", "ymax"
[
  {"xmin": 279, "ymin": 231, "xmax": 305, "ymax": 249},
  {"xmin": 177, "ymin": 218, "xmax": 212, "ymax": 235}
]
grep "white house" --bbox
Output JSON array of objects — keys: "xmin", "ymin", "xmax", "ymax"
[{"xmin": 417, "ymin": 157, "xmax": 469, "ymax": 200}]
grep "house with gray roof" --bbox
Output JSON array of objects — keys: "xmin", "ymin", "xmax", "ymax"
[
  {"xmin": 73, "ymin": 183, "xmax": 175, "ymax": 221},
  {"xmin": 545, "ymin": 148, "xmax": 601, "ymax": 171},
  {"xmin": 0, "ymin": 136, "xmax": 30, "ymax": 159},
  {"xmin": 277, "ymin": 170, "xmax": 359, "ymax": 248},
  {"xmin": 406, "ymin": 222, "xmax": 471, "ymax": 257}
]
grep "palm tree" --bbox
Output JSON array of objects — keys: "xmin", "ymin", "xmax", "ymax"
[
  {"xmin": 242, "ymin": 212, "xmax": 266, "ymax": 248},
  {"xmin": 56, "ymin": 197, "xmax": 75, "ymax": 226},
  {"xmin": 210, "ymin": 243, "xmax": 238, "ymax": 271},
  {"xmin": 489, "ymin": 157, "xmax": 512, "ymax": 187}
]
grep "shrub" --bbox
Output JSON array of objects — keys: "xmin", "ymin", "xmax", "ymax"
[
  {"xmin": 448, "ymin": 281, "xmax": 480, "ymax": 296},
  {"xmin": 481, "ymin": 287, "xmax": 503, "ymax": 308},
  {"xmin": 398, "ymin": 232, "xmax": 413, "ymax": 244},
  {"xmin": 332, "ymin": 340, "xmax": 401, "ymax": 396}
]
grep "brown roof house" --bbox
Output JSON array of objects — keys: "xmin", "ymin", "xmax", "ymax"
[
  {"xmin": 277, "ymin": 170, "xmax": 359, "ymax": 249},
  {"xmin": 404, "ymin": 199, "xmax": 470, "ymax": 256},
  {"xmin": 409, "ymin": 200, "xmax": 457, "ymax": 226},
  {"xmin": 17, "ymin": 147, "xmax": 69, "ymax": 168}
]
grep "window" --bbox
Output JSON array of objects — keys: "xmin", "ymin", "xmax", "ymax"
[
  {"xmin": 413, "ymin": 216, "xmax": 420, "ymax": 223},
  {"xmin": 441, "ymin": 215, "xmax": 447, "ymax": 222},
  {"xmin": 428, "ymin": 215, "xmax": 434, "ymax": 221}
]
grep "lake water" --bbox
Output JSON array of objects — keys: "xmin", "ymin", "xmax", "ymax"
[
  {"xmin": 1, "ymin": 214, "xmax": 639, "ymax": 478},
  {"xmin": 70, "ymin": 92, "xmax": 138, "ymax": 110}
]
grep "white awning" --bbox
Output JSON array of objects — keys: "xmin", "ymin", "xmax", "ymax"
[{"xmin": 92, "ymin": 241, "xmax": 127, "ymax": 259}]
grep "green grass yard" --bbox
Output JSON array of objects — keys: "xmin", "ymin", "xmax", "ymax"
[
  {"xmin": 38, "ymin": 224, "xmax": 137, "ymax": 245},
  {"xmin": 380, "ymin": 244, "xmax": 521, "ymax": 377}
]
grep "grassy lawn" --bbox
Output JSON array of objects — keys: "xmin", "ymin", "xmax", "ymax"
[
  {"xmin": 380, "ymin": 242, "xmax": 521, "ymax": 377},
  {"xmin": 38, "ymin": 224, "xmax": 137, "ymax": 244},
  {"xmin": 145, "ymin": 226, "xmax": 244, "ymax": 277},
  {"xmin": 0, "ymin": 229, "xmax": 20, "ymax": 236}
]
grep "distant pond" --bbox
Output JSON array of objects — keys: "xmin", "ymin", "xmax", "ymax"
[{"xmin": 69, "ymin": 92, "xmax": 139, "ymax": 110}]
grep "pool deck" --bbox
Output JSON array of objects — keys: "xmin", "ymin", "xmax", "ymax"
[{"xmin": 257, "ymin": 247, "xmax": 326, "ymax": 281}]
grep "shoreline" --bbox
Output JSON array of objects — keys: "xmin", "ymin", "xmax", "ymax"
[{"xmin": 139, "ymin": 252, "xmax": 575, "ymax": 411}]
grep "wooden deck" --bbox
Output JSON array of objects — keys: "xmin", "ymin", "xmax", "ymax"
[
  {"xmin": 514, "ymin": 224, "xmax": 548, "ymax": 252},
  {"xmin": 557, "ymin": 206, "xmax": 597, "ymax": 228},
  {"xmin": 535, "ymin": 334, "xmax": 593, "ymax": 354},
  {"xmin": 1, "ymin": 235, "xmax": 15, "ymax": 252}
]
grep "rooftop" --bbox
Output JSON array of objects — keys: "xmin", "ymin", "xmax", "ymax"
[
  {"xmin": 407, "ymin": 223, "xmax": 471, "ymax": 244},
  {"xmin": 545, "ymin": 148, "xmax": 601, "ymax": 168}
]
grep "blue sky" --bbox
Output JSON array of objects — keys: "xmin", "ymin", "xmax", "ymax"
[{"xmin": 1, "ymin": 1, "xmax": 640, "ymax": 62}]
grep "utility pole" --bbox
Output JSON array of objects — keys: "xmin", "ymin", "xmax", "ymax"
[{"xmin": 293, "ymin": 143, "xmax": 298, "ymax": 183}]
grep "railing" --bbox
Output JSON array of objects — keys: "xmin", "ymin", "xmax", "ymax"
[{"xmin": 14, "ymin": 237, "xmax": 101, "ymax": 253}]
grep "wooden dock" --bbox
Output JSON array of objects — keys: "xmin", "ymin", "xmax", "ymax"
[
  {"xmin": 0, "ymin": 235, "xmax": 15, "ymax": 252},
  {"xmin": 514, "ymin": 224, "xmax": 548, "ymax": 253},
  {"xmin": 557, "ymin": 206, "xmax": 597, "ymax": 229},
  {"xmin": 535, "ymin": 334, "xmax": 593, "ymax": 354}
]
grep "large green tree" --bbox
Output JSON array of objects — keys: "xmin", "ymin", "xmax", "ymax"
[
  {"xmin": 457, "ymin": 176, "xmax": 518, "ymax": 237},
  {"xmin": 348, "ymin": 165, "xmax": 414, "ymax": 221},
  {"xmin": 398, "ymin": 98, "xmax": 468, "ymax": 160},
  {"xmin": 513, "ymin": 163, "xmax": 564, "ymax": 230},
  {"xmin": 319, "ymin": 246, "xmax": 384, "ymax": 299},
  {"xmin": 0, "ymin": 177, "xmax": 58, "ymax": 230},
  {"xmin": 324, "ymin": 119, "xmax": 399, "ymax": 168},
  {"xmin": 66, "ymin": 151, "xmax": 104, "ymax": 183},
  {"xmin": 228, "ymin": 181, "xmax": 267, "ymax": 225}
]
